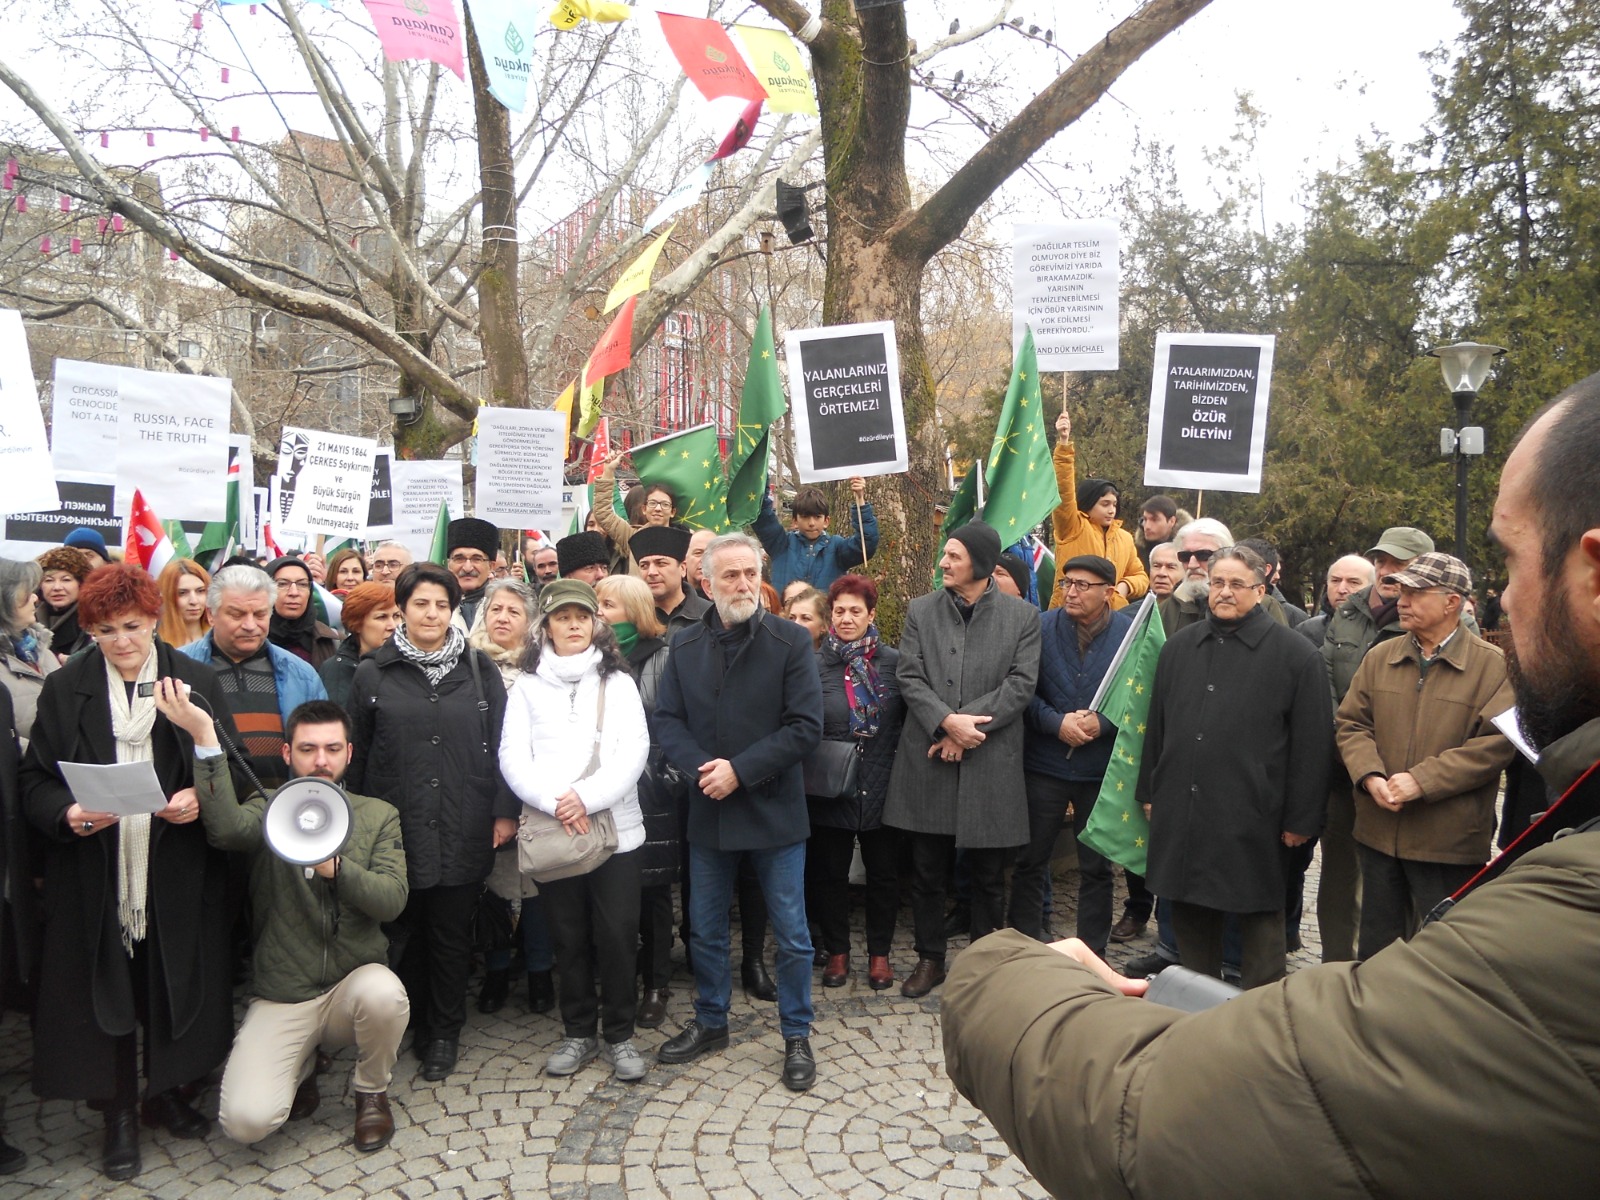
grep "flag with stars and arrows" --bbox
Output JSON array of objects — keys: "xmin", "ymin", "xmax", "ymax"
[
  {"xmin": 1078, "ymin": 593, "xmax": 1167, "ymax": 875},
  {"xmin": 937, "ymin": 325, "xmax": 1060, "ymax": 573},
  {"xmin": 629, "ymin": 422, "xmax": 730, "ymax": 532},
  {"xmin": 726, "ymin": 305, "xmax": 786, "ymax": 528}
]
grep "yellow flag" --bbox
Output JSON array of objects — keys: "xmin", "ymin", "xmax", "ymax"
[
  {"xmin": 549, "ymin": 0, "xmax": 632, "ymax": 30},
  {"xmin": 552, "ymin": 380, "xmax": 575, "ymax": 448},
  {"xmin": 603, "ymin": 223, "xmax": 674, "ymax": 314},
  {"xmin": 732, "ymin": 26, "xmax": 817, "ymax": 115},
  {"xmin": 575, "ymin": 372, "xmax": 603, "ymax": 439}
]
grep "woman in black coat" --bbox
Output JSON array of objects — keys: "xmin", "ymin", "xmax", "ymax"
[
  {"xmin": 805, "ymin": 575, "xmax": 906, "ymax": 991},
  {"xmin": 346, "ymin": 562, "xmax": 518, "ymax": 1084},
  {"xmin": 20, "ymin": 564, "xmax": 236, "ymax": 1181},
  {"xmin": 0, "ymin": 685, "xmax": 29, "ymax": 1173}
]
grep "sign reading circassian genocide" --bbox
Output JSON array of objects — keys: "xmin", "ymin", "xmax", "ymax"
[
  {"xmin": 1142, "ymin": 332, "xmax": 1275, "ymax": 494},
  {"xmin": 783, "ymin": 321, "xmax": 908, "ymax": 482}
]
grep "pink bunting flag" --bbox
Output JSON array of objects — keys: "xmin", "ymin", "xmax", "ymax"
[
  {"xmin": 69, "ymin": 237, "xmax": 82, "ymax": 255},
  {"xmin": 112, "ymin": 214, "xmax": 124, "ymax": 232},
  {"xmin": 360, "ymin": 0, "xmax": 464, "ymax": 81},
  {"xmin": 231, "ymin": 126, "xmax": 240, "ymax": 143},
  {"xmin": 13, "ymin": 194, "xmax": 24, "ymax": 213},
  {"xmin": 221, "ymin": 67, "xmax": 230, "ymax": 83},
  {"xmin": 59, "ymin": 195, "xmax": 70, "ymax": 212},
  {"xmin": 147, "ymin": 132, "xmax": 155, "ymax": 147},
  {"xmin": 200, "ymin": 127, "xmax": 210, "ymax": 142},
  {"xmin": 97, "ymin": 216, "xmax": 108, "ymax": 234},
  {"xmin": 4, "ymin": 159, "xmax": 14, "ymax": 177},
  {"xmin": 39, "ymin": 237, "xmax": 50, "ymax": 255},
  {"xmin": 169, "ymin": 249, "xmax": 179, "ymax": 261},
  {"xmin": 100, "ymin": 132, "xmax": 109, "ymax": 148},
  {"xmin": 708, "ymin": 98, "xmax": 763, "ymax": 162},
  {"xmin": 192, "ymin": 10, "xmax": 202, "ymax": 29}
]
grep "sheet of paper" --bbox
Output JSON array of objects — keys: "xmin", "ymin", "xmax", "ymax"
[
  {"xmin": 1491, "ymin": 706, "xmax": 1538, "ymax": 765},
  {"xmin": 59, "ymin": 760, "xmax": 170, "ymax": 816}
]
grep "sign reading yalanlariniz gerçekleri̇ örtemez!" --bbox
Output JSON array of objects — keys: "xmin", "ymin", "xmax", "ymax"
[
  {"xmin": 783, "ymin": 320, "xmax": 908, "ymax": 483},
  {"xmin": 1143, "ymin": 332, "xmax": 1276, "ymax": 495}
]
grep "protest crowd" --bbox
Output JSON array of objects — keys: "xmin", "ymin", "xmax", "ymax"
[{"xmin": 0, "ymin": 369, "xmax": 1595, "ymax": 1199}]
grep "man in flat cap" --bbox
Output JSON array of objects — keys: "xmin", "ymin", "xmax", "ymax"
[
  {"xmin": 631, "ymin": 525, "xmax": 709, "ymax": 638},
  {"xmin": 556, "ymin": 531, "xmax": 611, "ymax": 586},
  {"xmin": 1335, "ymin": 552, "xmax": 1515, "ymax": 958},
  {"xmin": 445, "ymin": 517, "xmax": 500, "ymax": 632},
  {"xmin": 1009, "ymin": 555, "xmax": 1132, "ymax": 952}
]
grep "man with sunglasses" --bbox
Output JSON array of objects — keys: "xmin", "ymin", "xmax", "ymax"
[{"xmin": 1157, "ymin": 519, "xmax": 1291, "ymax": 636}]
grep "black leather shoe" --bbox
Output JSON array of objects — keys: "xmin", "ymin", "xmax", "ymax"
[
  {"xmin": 942, "ymin": 904, "xmax": 970, "ymax": 940},
  {"xmin": 419, "ymin": 1036, "xmax": 459, "ymax": 1082},
  {"xmin": 142, "ymin": 1089, "xmax": 211, "ymax": 1140},
  {"xmin": 741, "ymin": 958, "xmax": 777, "ymax": 1003},
  {"xmin": 102, "ymin": 1107, "xmax": 141, "ymax": 1181},
  {"xmin": 0, "ymin": 1133, "xmax": 24, "ymax": 1175},
  {"xmin": 477, "ymin": 968, "xmax": 511, "ymax": 1014},
  {"xmin": 1122, "ymin": 950, "xmax": 1175, "ymax": 977},
  {"xmin": 637, "ymin": 987, "xmax": 669, "ymax": 1029},
  {"xmin": 900, "ymin": 958, "xmax": 946, "ymax": 999},
  {"xmin": 408, "ymin": 1024, "xmax": 432, "ymax": 1060},
  {"xmin": 656, "ymin": 1020, "xmax": 730, "ymax": 1065},
  {"xmin": 527, "ymin": 971, "xmax": 555, "ymax": 1014},
  {"xmin": 781, "ymin": 1037, "xmax": 816, "ymax": 1091}
]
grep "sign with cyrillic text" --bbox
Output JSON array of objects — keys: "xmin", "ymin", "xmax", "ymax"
[
  {"xmin": 783, "ymin": 321, "xmax": 907, "ymax": 482},
  {"xmin": 1143, "ymin": 333, "xmax": 1275, "ymax": 494},
  {"xmin": 1012, "ymin": 221, "xmax": 1119, "ymax": 372}
]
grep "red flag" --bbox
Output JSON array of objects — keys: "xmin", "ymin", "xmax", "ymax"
[
  {"xmin": 709, "ymin": 98, "xmax": 763, "ymax": 162},
  {"xmin": 657, "ymin": 14, "xmax": 770, "ymax": 104},
  {"xmin": 125, "ymin": 490, "xmax": 176, "ymax": 576},
  {"xmin": 584, "ymin": 296, "xmax": 636, "ymax": 387},
  {"xmin": 586, "ymin": 417, "xmax": 612, "ymax": 483}
]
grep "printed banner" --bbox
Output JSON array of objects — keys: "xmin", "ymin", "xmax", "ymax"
[
  {"xmin": 732, "ymin": 26, "xmax": 817, "ymax": 115},
  {"xmin": 658, "ymin": 13, "xmax": 770, "ymax": 104},
  {"xmin": 604, "ymin": 223, "xmax": 674, "ymax": 313},
  {"xmin": 115, "ymin": 371, "xmax": 230, "ymax": 520},
  {"xmin": 783, "ymin": 320, "xmax": 908, "ymax": 483},
  {"xmin": 362, "ymin": 0, "xmax": 465, "ymax": 80},
  {"xmin": 389, "ymin": 458, "xmax": 465, "ymax": 560},
  {"xmin": 0, "ymin": 310, "xmax": 58, "ymax": 516},
  {"xmin": 643, "ymin": 163, "xmax": 712, "ymax": 231},
  {"xmin": 1, "ymin": 474, "xmax": 118, "ymax": 555},
  {"xmin": 474, "ymin": 407, "xmax": 566, "ymax": 528},
  {"xmin": 366, "ymin": 449, "xmax": 395, "ymax": 537},
  {"xmin": 1143, "ymin": 333, "xmax": 1275, "ymax": 494},
  {"xmin": 51, "ymin": 358, "xmax": 122, "ymax": 475},
  {"xmin": 275, "ymin": 426, "xmax": 378, "ymax": 538},
  {"xmin": 1012, "ymin": 221, "xmax": 1119, "ymax": 371},
  {"xmin": 466, "ymin": 0, "xmax": 535, "ymax": 111}
]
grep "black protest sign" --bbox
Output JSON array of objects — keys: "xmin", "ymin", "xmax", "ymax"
[
  {"xmin": 1143, "ymin": 334, "xmax": 1275, "ymax": 494},
  {"xmin": 367, "ymin": 451, "xmax": 394, "ymax": 531},
  {"xmin": 783, "ymin": 321, "xmax": 907, "ymax": 482},
  {"xmin": 4, "ymin": 477, "xmax": 120, "ymax": 546}
]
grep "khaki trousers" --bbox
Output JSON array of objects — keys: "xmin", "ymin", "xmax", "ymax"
[{"xmin": 218, "ymin": 962, "xmax": 409, "ymax": 1145}]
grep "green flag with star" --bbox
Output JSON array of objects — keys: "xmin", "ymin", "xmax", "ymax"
[
  {"xmin": 1078, "ymin": 594, "xmax": 1167, "ymax": 875},
  {"xmin": 726, "ymin": 305, "xmax": 787, "ymax": 527},
  {"xmin": 630, "ymin": 422, "xmax": 729, "ymax": 531}
]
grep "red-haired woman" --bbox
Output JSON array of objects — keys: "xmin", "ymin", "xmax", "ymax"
[{"xmin": 20, "ymin": 563, "xmax": 239, "ymax": 1181}]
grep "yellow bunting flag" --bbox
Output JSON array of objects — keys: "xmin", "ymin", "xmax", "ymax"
[
  {"xmin": 732, "ymin": 26, "xmax": 818, "ymax": 115},
  {"xmin": 549, "ymin": 0, "xmax": 632, "ymax": 30},
  {"xmin": 575, "ymin": 372, "xmax": 604, "ymax": 439},
  {"xmin": 552, "ymin": 380, "xmax": 575, "ymax": 449},
  {"xmin": 603, "ymin": 223, "xmax": 675, "ymax": 314}
]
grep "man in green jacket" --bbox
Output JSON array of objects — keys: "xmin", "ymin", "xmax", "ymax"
[{"xmin": 157, "ymin": 691, "xmax": 410, "ymax": 1153}]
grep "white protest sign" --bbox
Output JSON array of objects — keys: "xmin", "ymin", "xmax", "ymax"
[
  {"xmin": 51, "ymin": 359, "xmax": 122, "ymax": 474},
  {"xmin": 474, "ymin": 407, "xmax": 565, "ymax": 529},
  {"xmin": 115, "ymin": 371, "xmax": 230, "ymax": 519},
  {"xmin": 0, "ymin": 311, "xmax": 59, "ymax": 516},
  {"xmin": 783, "ymin": 321, "xmax": 907, "ymax": 483},
  {"xmin": 1013, "ymin": 221, "xmax": 1119, "ymax": 371},
  {"xmin": 275, "ymin": 426, "xmax": 378, "ymax": 539},
  {"xmin": 1143, "ymin": 332, "xmax": 1275, "ymax": 494},
  {"xmin": 389, "ymin": 458, "xmax": 464, "ymax": 560}
]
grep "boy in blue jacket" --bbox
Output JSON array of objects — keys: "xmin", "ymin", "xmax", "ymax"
[{"xmin": 753, "ymin": 476, "xmax": 878, "ymax": 594}]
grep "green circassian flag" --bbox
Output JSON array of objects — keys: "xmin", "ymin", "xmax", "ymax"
[
  {"xmin": 630, "ymin": 422, "xmax": 729, "ymax": 531},
  {"xmin": 1078, "ymin": 594, "xmax": 1168, "ymax": 875},
  {"xmin": 195, "ymin": 444, "xmax": 244, "ymax": 569},
  {"xmin": 427, "ymin": 500, "xmax": 452, "ymax": 565},
  {"xmin": 725, "ymin": 305, "xmax": 787, "ymax": 527},
  {"xmin": 162, "ymin": 521, "xmax": 194, "ymax": 561},
  {"xmin": 937, "ymin": 325, "xmax": 1060, "ymax": 582}
]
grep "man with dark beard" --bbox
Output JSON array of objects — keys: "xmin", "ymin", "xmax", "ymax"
[{"xmin": 940, "ymin": 374, "xmax": 1600, "ymax": 1197}]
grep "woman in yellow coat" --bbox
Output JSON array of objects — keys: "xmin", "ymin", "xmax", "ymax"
[{"xmin": 1047, "ymin": 407, "xmax": 1147, "ymax": 611}]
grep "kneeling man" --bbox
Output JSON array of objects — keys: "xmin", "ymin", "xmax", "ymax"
[{"xmin": 160, "ymin": 691, "xmax": 410, "ymax": 1150}]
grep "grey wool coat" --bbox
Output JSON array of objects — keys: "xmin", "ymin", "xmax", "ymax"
[{"xmin": 884, "ymin": 582, "xmax": 1041, "ymax": 849}]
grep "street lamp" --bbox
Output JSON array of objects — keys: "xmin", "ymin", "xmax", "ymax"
[{"xmin": 1426, "ymin": 340, "xmax": 1505, "ymax": 563}]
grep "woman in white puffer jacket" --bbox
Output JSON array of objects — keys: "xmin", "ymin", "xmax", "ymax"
[{"xmin": 499, "ymin": 579, "xmax": 651, "ymax": 1082}]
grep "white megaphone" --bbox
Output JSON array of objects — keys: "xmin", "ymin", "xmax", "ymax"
[{"xmin": 262, "ymin": 777, "xmax": 353, "ymax": 873}]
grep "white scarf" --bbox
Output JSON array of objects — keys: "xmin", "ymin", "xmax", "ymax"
[{"xmin": 104, "ymin": 646, "xmax": 158, "ymax": 954}]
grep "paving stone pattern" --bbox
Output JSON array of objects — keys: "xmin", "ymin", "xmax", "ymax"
[{"xmin": 0, "ymin": 855, "xmax": 1325, "ymax": 1199}]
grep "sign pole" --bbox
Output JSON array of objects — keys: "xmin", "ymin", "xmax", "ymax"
[
  {"xmin": 1194, "ymin": 490, "xmax": 1204, "ymax": 519},
  {"xmin": 855, "ymin": 496, "xmax": 868, "ymax": 568}
]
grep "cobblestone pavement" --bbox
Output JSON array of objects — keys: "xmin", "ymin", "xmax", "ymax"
[{"xmin": 0, "ymin": 854, "xmax": 1326, "ymax": 1199}]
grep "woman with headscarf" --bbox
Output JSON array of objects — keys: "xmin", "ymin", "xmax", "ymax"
[
  {"xmin": 155, "ymin": 559, "xmax": 212, "ymax": 650},
  {"xmin": 347, "ymin": 562, "xmax": 518, "ymax": 1083},
  {"xmin": 1047, "ymin": 406, "xmax": 1147, "ymax": 611},
  {"xmin": 263, "ymin": 556, "xmax": 340, "ymax": 667},
  {"xmin": 318, "ymin": 581, "xmax": 400, "ymax": 710},
  {"xmin": 35, "ymin": 546, "xmax": 93, "ymax": 661},
  {"xmin": 0, "ymin": 557, "xmax": 59, "ymax": 749},
  {"xmin": 21, "ymin": 563, "xmax": 236, "ymax": 1181}
]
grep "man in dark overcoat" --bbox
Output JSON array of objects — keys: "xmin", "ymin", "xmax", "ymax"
[
  {"xmin": 883, "ymin": 521, "xmax": 1041, "ymax": 999},
  {"xmin": 1139, "ymin": 545, "xmax": 1332, "ymax": 986}
]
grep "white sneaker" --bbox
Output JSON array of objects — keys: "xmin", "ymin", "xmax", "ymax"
[
  {"xmin": 545, "ymin": 1036, "xmax": 599, "ymax": 1077},
  {"xmin": 601, "ymin": 1038, "xmax": 649, "ymax": 1082}
]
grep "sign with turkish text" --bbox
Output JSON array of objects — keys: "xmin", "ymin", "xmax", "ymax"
[
  {"xmin": 389, "ymin": 458, "xmax": 464, "ymax": 560},
  {"xmin": 366, "ymin": 448, "xmax": 395, "ymax": 537},
  {"xmin": 1012, "ymin": 221, "xmax": 1119, "ymax": 372},
  {"xmin": 0, "ymin": 310, "xmax": 58, "ymax": 516},
  {"xmin": 1143, "ymin": 333, "xmax": 1275, "ymax": 494},
  {"xmin": 275, "ymin": 427, "xmax": 378, "ymax": 539},
  {"xmin": 474, "ymin": 407, "xmax": 566, "ymax": 528},
  {"xmin": 783, "ymin": 321, "xmax": 907, "ymax": 482}
]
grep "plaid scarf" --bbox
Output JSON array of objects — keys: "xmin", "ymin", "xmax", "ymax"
[{"xmin": 827, "ymin": 625, "xmax": 883, "ymax": 739}]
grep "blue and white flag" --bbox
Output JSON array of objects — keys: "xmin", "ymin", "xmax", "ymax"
[{"xmin": 467, "ymin": 0, "xmax": 537, "ymax": 111}]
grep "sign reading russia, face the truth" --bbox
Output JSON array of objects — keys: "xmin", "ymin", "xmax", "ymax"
[
  {"xmin": 783, "ymin": 321, "xmax": 908, "ymax": 483},
  {"xmin": 1142, "ymin": 333, "xmax": 1275, "ymax": 494}
]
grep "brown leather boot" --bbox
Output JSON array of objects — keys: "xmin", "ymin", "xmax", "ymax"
[
  {"xmin": 353, "ymin": 1091, "xmax": 394, "ymax": 1152},
  {"xmin": 900, "ymin": 958, "xmax": 945, "ymax": 999},
  {"xmin": 867, "ymin": 955, "xmax": 894, "ymax": 991},
  {"xmin": 822, "ymin": 953, "xmax": 849, "ymax": 988}
]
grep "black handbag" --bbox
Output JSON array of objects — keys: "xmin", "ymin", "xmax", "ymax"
[{"xmin": 803, "ymin": 738, "xmax": 863, "ymax": 798}]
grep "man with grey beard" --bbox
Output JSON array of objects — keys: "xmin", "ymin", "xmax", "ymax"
[{"xmin": 652, "ymin": 532, "xmax": 824, "ymax": 1091}]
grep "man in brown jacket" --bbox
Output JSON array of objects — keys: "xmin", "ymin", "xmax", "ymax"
[{"xmin": 1335, "ymin": 552, "xmax": 1515, "ymax": 958}]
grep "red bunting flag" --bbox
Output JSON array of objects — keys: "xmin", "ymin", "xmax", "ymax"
[
  {"xmin": 586, "ymin": 417, "xmax": 612, "ymax": 483},
  {"xmin": 657, "ymin": 14, "xmax": 770, "ymax": 104},
  {"xmin": 709, "ymin": 97, "xmax": 763, "ymax": 162},
  {"xmin": 584, "ymin": 296, "xmax": 636, "ymax": 387}
]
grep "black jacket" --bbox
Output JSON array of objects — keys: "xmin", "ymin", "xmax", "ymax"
[
  {"xmin": 318, "ymin": 633, "xmax": 363, "ymax": 711},
  {"xmin": 1139, "ymin": 607, "xmax": 1333, "ymax": 913},
  {"xmin": 629, "ymin": 636, "xmax": 681, "ymax": 887},
  {"xmin": 807, "ymin": 639, "xmax": 904, "ymax": 832},
  {"xmin": 0, "ymin": 688, "xmax": 34, "ymax": 1012},
  {"xmin": 20, "ymin": 641, "xmax": 237, "ymax": 1100},
  {"xmin": 655, "ymin": 607, "xmax": 823, "ymax": 851},
  {"xmin": 347, "ymin": 641, "xmax": 518, "ymax": 890}
]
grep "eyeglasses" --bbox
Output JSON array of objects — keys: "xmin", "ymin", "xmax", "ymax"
[
  {"xmin": 1059, "ymin": 578, "xmax": 1110, "ymax": 592},
  {"xmin": 371, "ymin": 558, "xmax": 406, "ymax": 570},
  {"xmin": 448, "ymin": 553, "xmax": 491, "ymax": 567},
  {"xmin": 643, "ymin": 499, "xmax": 673, "ymax": 511},
  {"xmin": 1177, "ymin": 548, "xmax": 1217, "ymax": 564},
  {"xmin": 277, "ymin": 579, "xmax": 311, "ymax": 592},
  {"xmin": 1208, "ymin": 579, "xmax": 1263, "ymax": 593}
]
